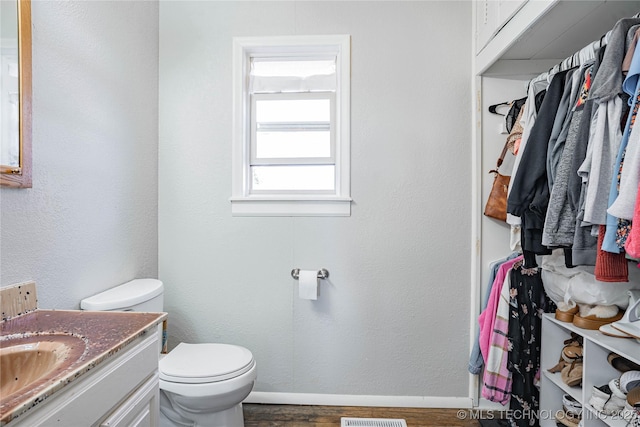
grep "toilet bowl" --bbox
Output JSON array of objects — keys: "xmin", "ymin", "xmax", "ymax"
[
  {"xmin": 159, "ymin": 342, "xmax": 256, "ymax": 427},
  {"xmin": 80, "ymin": 279, "xmax": 257, "ymax": 427}
]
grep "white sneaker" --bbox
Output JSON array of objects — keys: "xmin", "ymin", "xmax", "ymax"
[{"xmin": 589, "ymin": 383, "xmax": 626, "ymax": 415}]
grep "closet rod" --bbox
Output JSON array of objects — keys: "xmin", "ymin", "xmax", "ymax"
[
  {"xmin": 529, "ymin": 10, "xmax": 640, "ymax": 86},
  {"xmin": 529, "ymin": 33, "xmax": 608, "ymax": 86}
]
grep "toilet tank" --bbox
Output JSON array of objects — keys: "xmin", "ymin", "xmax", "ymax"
[{"xmin": 80, "ymin": 279, "xmax": 164, "ymax": 312}]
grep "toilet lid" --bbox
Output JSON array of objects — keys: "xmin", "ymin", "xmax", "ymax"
[{"xmin": 160, "ymin": 343, "xmax": 254, "ymax": 384}]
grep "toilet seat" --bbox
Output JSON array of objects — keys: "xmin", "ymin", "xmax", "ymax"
[{"xmin": 160, "ymin": 343, "xmax": 254, "ymax": 384}]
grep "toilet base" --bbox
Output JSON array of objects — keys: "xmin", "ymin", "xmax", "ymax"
[{"xmin": 159, "ymin": 401, "xmax": 245, "ymax": 427}]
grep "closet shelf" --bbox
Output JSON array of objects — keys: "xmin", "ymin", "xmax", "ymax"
[
  {"xmin": 476, "ymin": 0, "xmax": 640, "ymax": 76},
  {"xmin": 541, "ymin": 370, "xmax": 581, "ymax": 403}
]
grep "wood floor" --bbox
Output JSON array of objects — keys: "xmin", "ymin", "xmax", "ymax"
[{"xmin": 243, "ymin": 404, "xmax": 489, "ymax": 427}]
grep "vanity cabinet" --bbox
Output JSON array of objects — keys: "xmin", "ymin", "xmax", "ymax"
[
  {"xmin": 540, "ymin": 314, "xmax": 640, "ymax": 427},
  {"xmin": 5, "ymin": 328, "xmax": 161, "ymax": 427}
]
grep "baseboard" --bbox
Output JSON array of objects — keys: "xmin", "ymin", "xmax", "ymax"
[{"xmin": 245, "ymin": 391, "xmax": 473, "ymax": 409}]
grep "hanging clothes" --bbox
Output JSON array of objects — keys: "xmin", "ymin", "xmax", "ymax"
[
  {"xmin": 479, "ymin": 255, "xmax": 524, "ymax": 404},
  {"xmin": 507, "ymin": 256, "xmax": 555, "ymax": 427},
  {"xmin": 543, "ymin": 62, "xmax": 595, "ymax": 250},
  {"xmin": 546, "ymin": 68, "xmax": 583, "ymax": 190},
  {"xmin": 580, "ymin": 26, "xmax": 640, "ymax": 227},
  {"xmin": 469, "ymin": 252, "xmax": 521, "ymax": 375},
  {"xmin": 507, "ymin": 81, "xmax": 549, "ymax": 233},
  {"xmin": 608, "ymin": 38, "xmax": 640, "ymax": 222},
  {"xmin": 624, "ymin": 183, "xmax": 640, "ymax": 257},
  {"xmin": 568, "ymin": 49, "xmax": 610, "ymax": 267},
  {"xmin": 509, "ymin": 70, "xmax": 570, "ymax": 255}
]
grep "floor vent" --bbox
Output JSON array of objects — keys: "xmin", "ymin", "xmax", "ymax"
[{"xmin": 341, "ymin": 418, "xmax": 408, "ymax": 427}]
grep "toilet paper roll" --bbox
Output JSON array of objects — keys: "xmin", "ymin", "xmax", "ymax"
[{"xmin": 298, "ymin": 270, "xmax": 319, "ymax": 300}]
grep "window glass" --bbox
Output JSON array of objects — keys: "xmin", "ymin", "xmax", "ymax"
[
  {"xmin": 256, "ymin": 131, "xmax": 331, "ymax": 158},
  {"xmin": 256, "ymin": 99, "xmax": 330, "ymax": 123},
  {"xmin": 251, "ymin": 165, "xmax": 335, "ymax": 191}
]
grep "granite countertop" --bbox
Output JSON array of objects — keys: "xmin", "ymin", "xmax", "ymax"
[{"xmin": 0, "ymin": 309, "xmax": 167, "ymax": 425}]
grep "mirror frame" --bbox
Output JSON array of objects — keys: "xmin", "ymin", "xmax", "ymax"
[{"xmin": 1, "ymin": 0, "xmax": 32, "ymax": 188}]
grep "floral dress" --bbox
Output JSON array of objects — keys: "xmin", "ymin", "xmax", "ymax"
[{"xmin": 507, "ymin": 256, "xmax": 555, "ymax": 427}]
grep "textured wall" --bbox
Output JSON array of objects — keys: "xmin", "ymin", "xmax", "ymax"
[
  {"xmin": 159, "ymin": 1, "xmax": 472, "ymax": 398},
  {"xmin": 0, "ymin": 1, "xmax": 159, "ymax": 308}
]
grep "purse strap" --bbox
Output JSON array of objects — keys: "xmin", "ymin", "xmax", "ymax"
[{"xmin": 489, "ymin": 139, "xmax": 510, "ymax": 175}]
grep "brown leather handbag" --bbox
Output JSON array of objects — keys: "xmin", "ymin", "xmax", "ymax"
[{"xmin": 484, "ymin": 140, "xmax": 511, "ymax": 222}]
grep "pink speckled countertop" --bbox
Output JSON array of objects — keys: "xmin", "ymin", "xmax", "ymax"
[{"xmin": 0, "ymin": 309, "xmax": 167, "ymax": 425}]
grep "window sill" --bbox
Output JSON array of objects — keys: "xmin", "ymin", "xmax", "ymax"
[{"xmin": 230, "ymin": 196, "xmax": 352, "ymax": 217}]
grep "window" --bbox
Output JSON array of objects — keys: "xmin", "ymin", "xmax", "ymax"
[{"xmin": 231, "ymin": 35, "xmax": 351, "ymax": 216}]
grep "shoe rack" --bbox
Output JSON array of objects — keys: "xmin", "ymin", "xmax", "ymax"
[{"xmin": 540, "ymin": 314, "xmax": 640, "ymax": 427}]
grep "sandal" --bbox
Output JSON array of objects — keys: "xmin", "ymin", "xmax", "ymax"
[
  {"xmin": 608, "ymin": 353, "xmax": 640, "ymax": 373},
  {"xmin": 555, "ymin": 410, "xmax": 580, "ymax": 427},
  {"xmin": 623, "ymin": 388, "xmax": 640, "ymax": 420},
  {"xmin": 556, "ymin": 303, "xmax": 580, "ymax": 323},
  {"xmin": 548, "ymin": 334, "xmax": 583, "ymax": 387},
  {"xmin": 573, "ymin": 305, "xmax": 623, "ymax": 330},
  {"xmin": 561, "ymin": 360, "xmax": 583, "ymax": 387},
  {"xmin": 548, "ymin": 334, "xmax": 583, "ymax": 373}
]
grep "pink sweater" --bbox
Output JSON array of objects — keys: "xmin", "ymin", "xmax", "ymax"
[{"xmin": 478, "ymin": 256, "xmax": 523, "ymax": 364}]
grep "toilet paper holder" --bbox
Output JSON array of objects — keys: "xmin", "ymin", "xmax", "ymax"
[{"xmin": 291, "ymin": 268, "xmax": 329, "ymax": 280}]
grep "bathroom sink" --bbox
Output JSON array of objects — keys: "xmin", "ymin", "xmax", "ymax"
[{"xmin": 0, "ymin": 334, "xmax": 88, "ymax": 399}]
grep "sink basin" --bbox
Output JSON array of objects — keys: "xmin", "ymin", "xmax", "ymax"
[{"xmin": 0, "ymin": 334, "xmax": 88, "ymax": 399}]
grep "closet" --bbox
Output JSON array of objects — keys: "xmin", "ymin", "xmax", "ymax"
[{"xmin": 472, "ymin": 0, "xmax": 640, "ymax": 423}]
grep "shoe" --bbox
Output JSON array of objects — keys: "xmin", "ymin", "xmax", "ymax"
[
  {"xmin": 610, "ymin": 377, "xmax": 627, "ymax": 399},
  {"xmin": 556, "ymin": 303, "xmax": 579, "ymax": 323},
  {"xmin": 621, "ymin": 371, "xmax": 640, "ymax": 393},
  {"xmin": 599, "ymin": 323, "xmax": 634, "ymax": 338},
  {"xmin": 611, "ymin": 290, "xmax": 640, "ymax": 338},
  {"xmin": 589, "ymin": 383, "xmax": 627, "ymax": 415},
  {"xmin": 573, "ymin": 304, "xmax": 624, "ymax": 330},
  {"xmin": 607, "ymin": 353, "xmax": 640, "ymax": 372},
  {"xmin": 562, "ymin": 393, "xmax": 582, "ymax": 416},
  {"xmin": 622, "ymin": 402, "xmax": 639, "ymax": 421},
  {"xmin": 630, "ymin": 407, "xmax": 640, "ymax": 427},
  {"xmin": 623, "ymin": 387, "xmax": 640, "ymax": 420},
  {"xmin": 555, "ymin": 410, "xmax": 580, "ymax": 427},
  {"xmin": 548, "ymin": 335, "xmax": 583, "ymax": 386},
  {"xmin": 561, "ymin": 361, "xmax": 583, "ymax": 387}
]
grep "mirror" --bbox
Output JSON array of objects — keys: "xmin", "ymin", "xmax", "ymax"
[{"xmin": 0, "ymin": 0, "xmax": 31, "ymax": 188}]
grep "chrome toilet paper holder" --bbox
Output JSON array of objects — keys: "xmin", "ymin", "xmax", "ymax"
[{"xmin": 291, "ymin": 268, "xmax": 329, "ymax": 280}]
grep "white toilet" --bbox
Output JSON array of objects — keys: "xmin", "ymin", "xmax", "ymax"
[{"xmin": 80, "ymin": 279, "xmax": 257, "ymax": 427}]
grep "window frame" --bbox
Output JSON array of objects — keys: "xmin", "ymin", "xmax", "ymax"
[{"xmin": 231, "ymin": 35, "xmax": 351, "ymax": 217}]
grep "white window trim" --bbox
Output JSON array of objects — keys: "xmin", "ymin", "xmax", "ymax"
[{"xmin": 231, "ymin": 35, "xmax": 351, "ymax": 217}]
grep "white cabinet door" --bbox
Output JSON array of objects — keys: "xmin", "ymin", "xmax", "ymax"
[
  {"xmin": 476, "ymin": 0, "xmax": 528, "ymax": 54},
  {"xmin": 498, "ymin": 0, "xmax": 527, "ymax": 29},
  {"xmin": 100, "ymin": 373, "xmax": 160, "ymax": 427},
  {"xmin": 476, "ymin": 0, "xmax": 500, "ymax": 54}
]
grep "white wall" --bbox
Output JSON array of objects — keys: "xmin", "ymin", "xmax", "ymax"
[
  {"xmin": 479, "ymin": 77, "xmax": 528, "ymax": 293},
  {"xmin": 0, "ymin": 1, "xmax": 159, "ymax": 308},
  {"xmin": 159, "ymin": 1, "xmax": 472, "ymax": 400}
]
